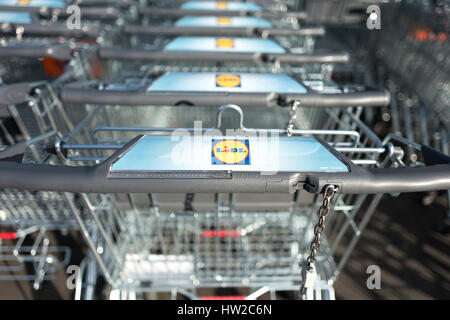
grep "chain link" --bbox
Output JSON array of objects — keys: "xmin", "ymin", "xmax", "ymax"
[
  {"xmin": 305, "ymin": 184, "xmax": 337, "ymax": 266},
  {"xmin": 285, "ymin": 100, "xmax": 300, "ymax": 137}
]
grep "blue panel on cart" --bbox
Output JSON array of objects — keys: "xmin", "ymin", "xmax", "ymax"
[
  {"xmin": 147, "ymin": 72, "xmax": 307, "ymax": 93},
  {"xmin": 181, "ymin": 1, "xmax": 262, "ymax": 11},
  {"xmin": 0, "ymin": 11, "xmax": 31, "ymax": 23},
  {"xmin": 110, "ymin": 136, "xmax": 349, "ymax": 173},
  {"xmin": 175, "ymin": 16, "xmax": 272, "ymax": 28},
  {"xmin": 164, "ymin": 37, "xmax": 286, "ymax": 54},
  {"xmin": 0, "ymin": 0, "xmax": 65, "ymax": 8}
]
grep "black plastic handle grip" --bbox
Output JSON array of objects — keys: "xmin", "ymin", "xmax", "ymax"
[
  {"xmin": 98, "ymin": 47, "xmax": 349, "ymax": 64},
  {"xmin": 0, "ymin": 44, "xmax": 72, "ymax": 60},
  {"xmin": 59, "ymin": 87, "xmax": 390, "ymax": 108}
]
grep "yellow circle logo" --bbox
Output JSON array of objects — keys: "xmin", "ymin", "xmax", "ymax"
[
  {"xmin": 216, "ymin": 38, "xmax": 234, "ymax": 48},
  {"xmin": 216, "ymin": 2, "xmax": 228, "ymax": 9},
  {"xmin": 17, "ymin": 0, "xmax": 30, "ymax": 4},
  {"xmin": 216, "ymin": 74, "xmax": 241, "ymax": 88},
  {"xmin": 213, "ymin": 140, "xmax": 249, "ymax": 164},
  {"xmin": 217, "ymin": 17, "xmax": 231, "ymax": 25}
]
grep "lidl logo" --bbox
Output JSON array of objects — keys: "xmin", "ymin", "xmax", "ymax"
[
  {"xmin": 212, "ymin": 139, "xmax": 250, "ymax": 165},
  {"xmin": 216, "ymin": 38, "xmax": 234, "ymax": 48},
  {"xmin": 217, "ymin": 17, "xmax": 231, "ymax": 25},
  {"xmin": 216, "ymin": 2, "xmax": 228, "ymax": 9},
  {"xmin": 216, "ymin": 74, "xmax": 241, "ymax": 88},
  {"xmin": 17, "ymin": 0, "xmax": 30, "ymax": 5}
]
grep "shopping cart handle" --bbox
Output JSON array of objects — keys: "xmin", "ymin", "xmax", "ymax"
[
  {"xmin": 304, "ymin": 144, "xmax": 450, "ymax": 194},
  {"xmin": 0, "ymin": 83, "xmax": 31, "ymax": 106},
  {"xmin": 59, "ymin": 87, "xmax": 390, "ymax": 107},
  {"xmin": 304, "ymin": 164, "xmax": 450, "ymax": 195},
  {"xmin": 98, "ymin": 47, "xmax": 349, "ymax": 64},
  {"xmin": 0, "ymin": 23, "xmax": 101, "ymax": 38},
  {"xmin": 78, "ymin": 7, "xmax": 122, "ymax": 19},
  {"xmin": 0, "ymin": 5, "xmax": 120, "ymax": 19},
  {"xmin": 144, "ymin": 0, "xmax": 296, "ymax": 6},
  {"xmin": 283, "ymin": 90, "xmax": 390, "ymax": 107},
  {"xmin": 78, "ymin": 0, "xmax": 134, "ymax": 6},
  {"xmin": 138, "ymin": 7, "xmax": 308, "ymax": 19},
  {"xmin": 0, "ymin": 44, "xmax": 72, "ymax": 60},
  {"xmin": 123, "ymin": 25, "xmax": 324, "ymax": 37},
  {"xmin": 266, "ymin": 27, "xmax": 325, "ymax": 37},
  {"xmin": 0, "ymin": 138, "xmax": 449, "ymax": 195},
  {"xmin": 39, "ymin": 7, "xmax": 121, "ymax": 19}
]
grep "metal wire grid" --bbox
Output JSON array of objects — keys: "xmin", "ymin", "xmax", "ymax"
[
  {"xmin": 0, "ymin": 52, "xmax": 98, "ymax": 231},
  {"xmin": 0, "ymin": 225, "xmax": 72, "ymax": 289},
  {"xmin": 112, "ymin": 210, "xmax": 326, "ymax": 288},
  {"xmin": 376, "ymin": 3, "xmax": 450, "ymax": 131},
  {"xmin": 373, "ymin": 4, "xmax": 450, "ymax": 225},
  {"xmin": 21, "ymin": 99, "xmax": 389, "ymax": 296},
  {"xmin": 0, "ymin": 51, "xmax": 347, "ymax": 233}
]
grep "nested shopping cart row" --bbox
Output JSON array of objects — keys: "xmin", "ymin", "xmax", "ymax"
[
  {"xmin": 0, "ymin": 0, "xmax": 448, "ymax": 300},
  {"xmin": 0, "ymin": 69, "xmax": 449, "ymax": 299}
]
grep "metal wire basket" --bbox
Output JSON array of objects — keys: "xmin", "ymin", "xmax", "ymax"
[{"xmin": 0, "ymin": 225, "xmax": 71, "ymax": 290}]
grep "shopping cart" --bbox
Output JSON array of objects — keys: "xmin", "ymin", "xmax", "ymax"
[
  {"xmin": 2, "ymin": 67, "xmax": 449, "ymax": 299},
  {"xmin": 0, "ymin": 99, "xmax": 448, "ymax": 299},
  {"xmin": 96, "ymin": 44, "xmax": 349, "ymax": 84},
  {"xmin": 137, "ymin": 0, "xmax": 393, "ymax": 25},
  {"xmin": 0, "ymin": 2, "xmax": 123, "ymax": 84},
  {"xmin": 0, "ymin": 86, "xmax": 82, "ymax": 289},
  {"xmin": 0, "ymin": 3, "xmax": 103, "ymax": 39},
  {"xmin": 0, "ymin": 0, "xmax": 125, "ymax": 145},
  {"xmin": 138, "ymin": 0, "xmax": 305, "ymax": 19},
  {"xmin": 124, "ymin": 0, "xmax": 328, "ymax": 59},
  {"xmin": 0, "ymin": 0, "xmax": 128, "ymax": 56},
  {"xmin": 59, "ymin": 71, "xmax": 389, "ymax": 108},
  {"xmin": 0, "ymin": 0, "xmax": 123, "ymax": 22},
  {"xmin": 1, "ymin": 70, "xmax": 390, "ymax": 224},
  {"xmin": 0, "ymin": 8, "xmax": 98, "ymax": 82},
  {"xmin": 102, "ymin": 23, "xmax": 340, "ymax": 84},
  {"xmin": 372, "ymin": 2, "xmax": 450, "ymax": 230}
]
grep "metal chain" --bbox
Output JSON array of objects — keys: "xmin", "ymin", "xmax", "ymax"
[
  {"xmin": 286, "ymin": 100, "xmax": 300, "ymax": 137},
  {"xmin": 306, "ymin": 184, "xmax": 338, "ymax": 266}
]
